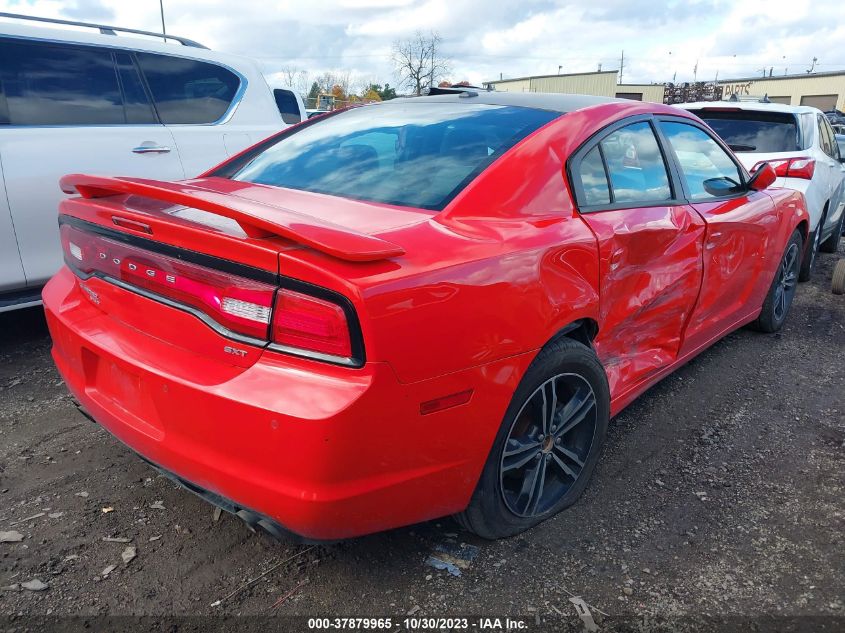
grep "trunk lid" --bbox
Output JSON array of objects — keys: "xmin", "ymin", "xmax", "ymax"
[{"xmin": 57, "ymin": 175, "xmax": 424, "ymax": 369}]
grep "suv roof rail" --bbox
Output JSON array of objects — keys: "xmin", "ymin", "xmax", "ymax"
[
  {"xmin": 727, "ymin": 92, "xmax": 772, "ymax": 103},
  {"xmin": 0, "ymin": 11, "xmax": 208, "ymax": 49}
]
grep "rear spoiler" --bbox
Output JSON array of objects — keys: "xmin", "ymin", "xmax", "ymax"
[{"xmin": 59, "ymin": 174, "xmax": 405, "ymax": 263}]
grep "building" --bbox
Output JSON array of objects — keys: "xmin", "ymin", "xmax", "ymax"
[
  {"xmin": 485, "ymin": 70, "xmax": 667, "ymax": 103},
  {"xmin": 717, "ymin": 71, "xmax": 845, "ymax": 110},
  {"xmin": 485, "ymin": 69, "xmax": 845, "ymax": 110}
]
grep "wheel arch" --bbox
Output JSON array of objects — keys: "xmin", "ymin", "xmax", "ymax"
[
  {"xmin": 545, "ymin": 318, "xmax": 599, "ymax": 350},
  {"xmin": 796, "ymin": 218, "xmax": 810, "ymax": 246}
]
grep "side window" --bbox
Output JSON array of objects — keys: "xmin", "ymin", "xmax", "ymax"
[
  {"xmin": 273, "ymin": 89, "xmax": 301, "ymax": 125},
  {"xmin": 114, "ymin": 53, "xmax": 156, "ymax": 124},
  {"xmin": 136, "ymin": 52, "xmax": 240, "ymax": 124},
  {"xmin": 0, "ymin": 39, "xmax": 125, "ymax": 125},
  {"xmin": 598, "ymin": 121, "xmax": 672, "ymax": 203},
  {"xmin": 818, "ymin": 115, "xmax": 837, "ymax": 158},
  {"xmin": 659, "ymin": 121, "xmax": 743, "ymax": 201},
  {"xmin": 578, "ymin": 145, "xmax": 611, "ymax": 205}
]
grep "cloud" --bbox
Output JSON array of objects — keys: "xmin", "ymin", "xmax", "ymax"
[{"xmin": 0, "ymin": 0, "xmax": 843, "ymax": 90}]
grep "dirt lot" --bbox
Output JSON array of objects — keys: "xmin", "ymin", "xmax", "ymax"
[{"xmin": 0, "ymin": 249, "xmax": 843, "ymax": 632}]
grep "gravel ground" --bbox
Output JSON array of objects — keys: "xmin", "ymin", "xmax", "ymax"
[{"xmin": 0, "ymin": 248, "xmax": 843, "ymax": 633}]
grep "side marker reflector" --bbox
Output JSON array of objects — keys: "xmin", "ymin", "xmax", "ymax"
[{"xmin": 420, "ymin": 389, "xmax": 474, "ymax": 416}]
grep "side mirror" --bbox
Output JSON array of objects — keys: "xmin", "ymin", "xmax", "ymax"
[
  {"xmin": 702, "ymin": 177, "xmax": 742, "ymax": 197},
  {"xmin": 748, "ymin": 162, "xmax": 777, "ymax": 191}
]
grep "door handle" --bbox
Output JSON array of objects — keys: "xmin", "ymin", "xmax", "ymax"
[{"xmin": 132, "ymin": 145, "xmax": 171, "ymax": 154}]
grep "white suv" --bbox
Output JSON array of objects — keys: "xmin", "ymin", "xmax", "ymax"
[
  {"xmin": 678, "ymin": 101, "xmax": 845, "ymax": 280},
  {"xmin": 0, "ymin": 13, "xmax": 304, "ymax": 311}
]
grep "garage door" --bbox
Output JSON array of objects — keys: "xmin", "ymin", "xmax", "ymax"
[
  {"xmin": 800, "ymin": 94, "xmax": 838, "ymax": 111},
  {"xmin": 615, "ymin": 92, "xmax": 643, "ymax": 101},
  {"xmin": 769, "ymin": 96, "xmax": 791, "ymax": 105}
]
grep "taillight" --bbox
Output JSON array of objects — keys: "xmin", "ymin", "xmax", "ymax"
[
  {"xmin": 60, "ymin": 224, "xmax": 276, "ymax": 340},
  {"xmin": 59, "ymin": 222, "xmax": 363, "ymax": 366},
  {"xmin": 271, "ymin": 288, "xmax": 352, "ymax": 359},
  {"xmin": 751, "ymin": 157, "xmax": 815, "ymax": 179}
]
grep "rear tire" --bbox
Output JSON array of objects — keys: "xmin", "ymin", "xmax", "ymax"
[
  {"xmin": 752, "ymin": 229, "xmax": 802, "ymax": 332},
  {"xmin": 455, "ymin": 338, "xmax": 610, "ymax": 539},
  {"xmin": 820, "ymin": 210, "xmax": 844, "ymax": 253},
  {"xmin": 798, "ymin": 219, "xmax": 822, "ymax": 282},
  {"xmin": 832, "ymin": 259, "xmax": 845, "ymax": 295}
]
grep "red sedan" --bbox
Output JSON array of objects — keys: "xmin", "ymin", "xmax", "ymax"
[{"xmin": 43, "ymin": 92, "xmax": 809, "ymax": 540}]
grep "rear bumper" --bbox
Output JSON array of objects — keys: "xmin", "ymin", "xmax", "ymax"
[{"xmin": 44, "ymin": 267, "xmax": 530, "ymax": 540}]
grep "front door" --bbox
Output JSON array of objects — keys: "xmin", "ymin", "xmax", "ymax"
[
  {"xmin": 0, "ymin": 155, "xmax": 26, "ymax": 294},
  {"xmin": 570, "ymin": 119, "xmax": 705, "ymax": 400},
  {"xmin": 0, "ymin": 39, "xmax": 186, "ymax": 288},
  {"xmin": 656, "ymin": 119, "xmax": 779, "ymax": 351}
]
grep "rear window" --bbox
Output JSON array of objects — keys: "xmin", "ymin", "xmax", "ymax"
[
  {"xmin": 273, "ymin": 88, "xmax": 301, "ymax": 125},
  {"xmin": 229, "ymin": 102, "xmax": 559, "ymax": 210},
  {"xmin": 689, "ymin": 109, "xmax": 800, "ymax": 153}
]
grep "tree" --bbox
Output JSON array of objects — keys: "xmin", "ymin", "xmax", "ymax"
[
  {"xmin": 391, "ymin": 31, "xmax": 449, "ymax": 95},
  {"xmin": 306, "ymin": 81, "xmax": 320, "ymax": 109},
  {"xmin": 362, "ymin": 85, "xmax": 382, "ymax": 102},
  {"xmin": 277, "ymin": 66, "xmax": 309, "ymax": 99},
  {"xmin": 377, "ymin": 83, "xmax": 397, "ymax": 100}
]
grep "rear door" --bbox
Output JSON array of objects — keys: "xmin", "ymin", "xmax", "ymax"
[
  {"xmin": 569, "ymin": 118, "xmax": 705, "ymax": 398},
  {"xmin": 0, "ymin": 38, "xmax": 185, "ymax": 288},
  {"xmin": 656, "ymin": 118, "xmax": 778, "ymax": 351},
  {"xmin": 135, "ymin": 52, "xmax": 280, "ymax": 176},
  {"xmin": 817, "ymin": 114, "xmax": 844, "ymax": 230}
]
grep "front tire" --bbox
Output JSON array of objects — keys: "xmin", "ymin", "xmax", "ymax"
[
  {"xmin": 752, "ymin": 229, "xmax": 802, "ymax": 333},
  {"xmin": 455, "ymin": 338, "xmax": 610, "ymax": 539}
]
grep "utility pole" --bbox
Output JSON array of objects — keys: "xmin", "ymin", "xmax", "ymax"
[
  {"xmin": 619, "ymin": 50, "xmax": 624, "ymax": 83},
  {"xmin": 159, "ymin": 0, "xmax": 166, "ymax": 42},
  {"xmin": 693, "ymin": 60, "xmax": 698, "ymax": 82},
  {"xmin": 428, "ymin": 36, "xmax": 435, "ymax": 92}
]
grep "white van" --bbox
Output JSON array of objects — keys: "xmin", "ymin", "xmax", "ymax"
[{"xmin": 0, "ymin": 13, "xmax": 304, "ymax": 311}]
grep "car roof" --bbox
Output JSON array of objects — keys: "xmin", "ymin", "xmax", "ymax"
[
  {"xmin": 676, "ymin": 101, "xmax": 821, "ymax": 115},
  {"xmin": 388, "ymin": 91, "xmax": 628, "ymax": 114}
]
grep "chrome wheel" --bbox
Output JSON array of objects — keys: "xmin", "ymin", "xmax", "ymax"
[
  {"xmin": 773, "ymin": 242, "xmax": 799, "ymax": 322},
  {"xmin": 499, "ymin": 373, "xmax": 597, "ymax": 518}
]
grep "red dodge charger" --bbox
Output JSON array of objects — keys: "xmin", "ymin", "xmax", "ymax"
[{"xmin": 44, "ymin": 92, "xmax": 809, "ymax": 540}]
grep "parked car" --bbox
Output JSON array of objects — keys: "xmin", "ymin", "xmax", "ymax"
[
  {"xmin": 305, "ymin": 108, "xmax": 329, "ymax": 119},
  {"xmin": 0, "ymin": 12, "xmax": 303, "ymax": 312},
  {"xmin": 44, "ymin": 92, "xmax": 808, "ymax": 540},
  {"xmin": 677, "ymin": 101, "xmax": 845, "ymax": 279}
]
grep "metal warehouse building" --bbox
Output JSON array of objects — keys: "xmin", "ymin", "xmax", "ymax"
[
  {"xmin": 716, "ymin": 71, "xmax": 845, "ymax": 110},
  {"xmin": 484, "ymin": 70, "xmax": 845, "ymax": 110},
  {"xmin": 484, "ymin": 70, "xmax": 665, "ymax": 103}
]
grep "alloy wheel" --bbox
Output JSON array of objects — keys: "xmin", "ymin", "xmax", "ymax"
[
  {"xmin": 773, "ymin": 242, "xmax": 799, "ymax": 322},
  {"xmin": 499, "ymin": 373, "xmax": 597, "ymax": 518}
]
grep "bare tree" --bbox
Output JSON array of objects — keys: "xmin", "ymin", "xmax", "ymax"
[
  {"xmin": 392, "ymin": 31, "xmax": 450, "ymax": 95},
  {"xmin": 276, "ymin": 66, "xmax": 310, "ymax": 99},
  {"xmin": 314, "ymin": 71, "xmax": 352, "ymax": 97}
]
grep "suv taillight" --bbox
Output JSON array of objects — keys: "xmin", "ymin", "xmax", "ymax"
[
  {"xmin": 59, "ymin": 223, "xmax": 361, "ymax": 365},
  {"xmin": 752, "ymin": 157, "xmax": 815, "ymax": 179}
]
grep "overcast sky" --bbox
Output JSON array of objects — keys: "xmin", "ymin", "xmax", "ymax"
[{"xmin": 3, "ymin": 0, "xmax": 845, "ymax": 91}]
